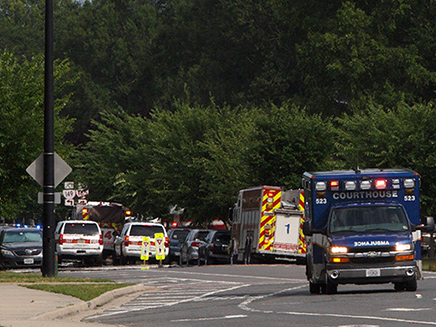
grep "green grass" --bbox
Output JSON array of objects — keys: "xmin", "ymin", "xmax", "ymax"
[
  {"xmin": 0, "ymin": 271, "xmax": 133, "ymax": 301},
  {"xmin": 0, "ymin": 271, "xmax": 111, "ymax": 283},
  {"xmin": 25, "ymin": 283, "xmax": 133, "ymax": 301}
]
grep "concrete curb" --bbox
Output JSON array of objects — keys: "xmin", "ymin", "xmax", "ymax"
[{"xmin": 31, "ymin": 284, "xmax": 148, "ymax": 321}]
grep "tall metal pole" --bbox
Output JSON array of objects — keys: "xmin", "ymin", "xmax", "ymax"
[{"xmin": 42, "ymin": 0, "xmax": 56, "ymax": 277}]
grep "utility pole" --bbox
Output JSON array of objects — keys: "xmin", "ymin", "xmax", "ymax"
[{"xmin": 42, "ymin": 0, "xmax": 56, "ymax": 277}]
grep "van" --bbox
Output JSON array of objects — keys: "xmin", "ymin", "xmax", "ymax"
[
  {"xmin": 113, "ymin": 222, "xmax": 169, "ymax": 264},
  {"xmin": 55, "ymin": 220, "xmax": 103, "ymax": 265}
]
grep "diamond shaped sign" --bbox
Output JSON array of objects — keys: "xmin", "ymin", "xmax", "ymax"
[{"xmin": 26, "ymin": 152, "xmax": 72, "ymax": 188}]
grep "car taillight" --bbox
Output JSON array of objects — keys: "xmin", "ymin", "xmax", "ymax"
[
  {"xmin": 59, "ymin": 234, "xmax": 64, "ymax": 245},
  {"xmin": 191, "ymin": 241, "xmax": 201, "ymax": 247},
  {"xmin": 210, "ymin": 243, "xmax": 214, "ymax": 250},
  {"xmin": 165, "ymin": 237, "xmax": 169, "ymax": 247},
  {"xmin": 125, "ymin": 235, "xmax": 130, "ymax": 247},
  {"xmin": 99, "ymin": 234, "xmax": 103, "ymax": 245}
]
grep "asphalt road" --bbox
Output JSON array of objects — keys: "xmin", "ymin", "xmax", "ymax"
[{"xmin": 60, "ymin": 264, "xmax": 436, "ymax": 327}]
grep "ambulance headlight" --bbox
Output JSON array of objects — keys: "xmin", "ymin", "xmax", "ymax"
[
  {"xmin": 330, "ymin": 246, "xmax": 348, "ymax": 253},
  {"xmin": 396, "ymin": 243, "xmax": 412, "ymax": 252},
  {"xmin": 315, "ymin": 182, "xmax": 327, "ymax": 191}
]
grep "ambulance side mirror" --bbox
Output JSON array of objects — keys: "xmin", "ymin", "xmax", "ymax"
[
  {"xmin": 415, "ymin": 216, "xmax": 435, "ymax": 232},
  {"xmin": 424, "ymin": 216, "xmax": 435, "ymax": 232}
]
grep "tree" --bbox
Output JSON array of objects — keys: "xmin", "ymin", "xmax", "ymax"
[
  {"xmin": 246, "ymin": 103, "xmax": 337, "ymax": 189},
  {"xmin": 0, "ymin": 50, "xmax": 75, "ymax": 220},
  {"xmin": 335, "ymin": 101, "xmax": 436, "ymax": 216}
]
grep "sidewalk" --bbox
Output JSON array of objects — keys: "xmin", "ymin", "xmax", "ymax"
[{"xmin": 0, "ymin": 283, "xmax": 151, "ymax": 327}]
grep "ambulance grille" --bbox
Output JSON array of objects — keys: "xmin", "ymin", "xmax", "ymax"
[{"xmin": 350, "ymin": 257, "xmax": 395, "ymax": 264}]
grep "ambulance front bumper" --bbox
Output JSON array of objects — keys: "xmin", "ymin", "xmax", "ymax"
[{"xmin": 326, "ymin": 265, "xmax": 417, "ymax": 285}]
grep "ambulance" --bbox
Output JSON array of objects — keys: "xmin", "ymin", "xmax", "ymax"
[{"xmin": 302, "ymin": 168, "xmax": 434, "ymax": 294}]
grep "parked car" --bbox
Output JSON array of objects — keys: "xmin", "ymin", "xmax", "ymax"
[
  {"xmin": 198, "ymin": 230, "xmax": 231, "ymax": 265},
  {"xmin": 168, "ymin": 228, "xmax": 191, "ymax": 263},
  {"xmin": 113, "ymin": 222, "xmax": 169, "ymax": 265},
  {"xmin": 0, "ymin": 227, "xmax": 42, "ymax": 269},
  {"xmin": 179, "ymin": 229, "xmax": 210, "ymax": 266},
  {"xmin": 54, "ymin": 220, "xmax": 103, "ymax": 265}
]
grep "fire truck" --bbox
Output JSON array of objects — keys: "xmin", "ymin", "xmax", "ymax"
[
  {"xmin": 302, "ymin": 169, "xmax": 435, "ymax": 294},
  {"xmin": 73, "ymin": 201, "xmax": 131, "ymax": 258},
  {"xmin": 231, "ymin": 186, "xmax": 306, "ymax": 264}
]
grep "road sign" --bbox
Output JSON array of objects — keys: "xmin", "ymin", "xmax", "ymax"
[
  {"xmin": 155, "ymin": 233, "xmax": 165, "ymax": 260},
  {"xmin": 141, "ymin": 237, "xmax": 151, "ymax": 261},
  {"xmin": 26, "ymin": 152, "xmax": 72, "ymax": 187},
  {"xmin": 64, "ymin": 181, "xmax": 74, "ymax": 189}
]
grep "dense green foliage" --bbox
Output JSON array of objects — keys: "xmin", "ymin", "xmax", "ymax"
[
  {"xmin": 2, "ymin": 0, "xmax": 436, "ymax": 222},
  {"xmin": 0, "ymin": 50, "xmax": 74, "ymax": 219}
]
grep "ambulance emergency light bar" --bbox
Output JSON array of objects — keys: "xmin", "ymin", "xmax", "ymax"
[{"xmin": 314, "ymin": 178, "xmax": 415, "ymax": 192}]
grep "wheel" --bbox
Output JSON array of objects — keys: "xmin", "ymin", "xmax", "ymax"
[
  {"xmin": 120, "ymin": 251, "xmax": 128, "ymax": 265},
  {"xmin": 405, "ymin": 278, "xmax": 417, "ymax": 292},
  {"xmin": 325, "ymin": 276, "xmax": 338, "ymax": 294},
  {"xmin": 394, "ymin": 282, "xmax": 406, "ymax": 291},
  {"xmin": 309, "ymin": 282, "xmax": 321, "ymax": 294},
  {"xmin": 112, "ymin": 248, "xmax": 119, "ymax": 266}
]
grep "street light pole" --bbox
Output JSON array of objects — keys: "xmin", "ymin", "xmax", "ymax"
[{"xmin": 42, "ymin": 0, "xmax": 56, "ymax": 277}]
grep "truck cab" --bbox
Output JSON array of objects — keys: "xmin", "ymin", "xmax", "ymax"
[{"xmin": 302, "ymin": 169, "xmax": 434, "ymax": 294}]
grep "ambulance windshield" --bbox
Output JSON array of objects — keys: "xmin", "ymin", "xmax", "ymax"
[{"xmin": 328, "ymin": 205, "xmax": 410, "ymax": 234}]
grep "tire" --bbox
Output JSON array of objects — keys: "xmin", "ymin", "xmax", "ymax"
[
  {"xmin": 394, "ymin": 282, "xmax": 406, "ymax": 291},
  {"xmin": 120, "ymin": 251, "xmax": 128, "ymax": 265},
  {"xmin": 405, "ymin": 278, "xmax": 417, "ymax": 292},
  {"xmin": 325, "ymin": 276, "xmax": 338, "ymax": 294},
  {"xmin": 112, "ymin": 249, "xmax": 119, "ymax": 266},
  {"xmin": 309, "ymin": 282, "xmax": 321, "ymax": 294}
]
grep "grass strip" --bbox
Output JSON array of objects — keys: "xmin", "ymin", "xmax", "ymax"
[
  {"xmin": 0, "ymin": 271, "xmax": 111, "ymax": 283},
  {"xmin": 24, "ymin": 283, "xmax": 133, "ymax": 301}
]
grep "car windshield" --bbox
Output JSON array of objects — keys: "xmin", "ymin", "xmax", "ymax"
[
  {"xmin": 130, "ymin": 225, "xmax": 164, "ymax": 237},
  {"xmin": 194, "ymin": 231, "xmax": 209, "ymax": 241},
  {"xmin": 3, "ymin": 231, "xmax": 42, "ymax": 243},
  {"xmin": 64, "ymin": 223, "xmax": 99, "ymax": 235},
  {"xmin": 329, "ymin": 206, "xmax": 410, "ymax": 234},
  {"xmin": 171, "ymin": 230, "xmax": 190, "ymax": 241},
  {"xmin": 215, "ymin": 234, "xmax": 230, "ymax": 244}
]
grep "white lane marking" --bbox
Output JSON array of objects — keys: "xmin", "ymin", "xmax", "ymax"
[
  {"xmin": 171, "ymin": 314, "xmax": 247, "ymax": 322},
  {"xmin": 88, "ymin": 283, "xmax": 251, "ymax": 319},
  {"xmin": 238, "ymin": 284, "xmax": 306, "ymax": 313},
  {"xmin": 278, "ymin": 311, "xmax": 436, "ymax": 326},
  {"xmin": 416, "ymin": 294, "xmax": 423, "ymax": 299},
  {"xmin": 385, "ymin": 308, "xmax": 432, "ymax": 312},
  {"xmin": 238, "ymin": 283, "xmax": 436, "ymax": 326},
  {"xmin": 161, "ymin": 269, "xmax": 307, "ymax": 283}
]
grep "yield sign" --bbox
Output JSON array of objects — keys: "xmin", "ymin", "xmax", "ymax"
[{"xmin": 26, "ymin": 152, "xmax": 72, "ymax": 188}]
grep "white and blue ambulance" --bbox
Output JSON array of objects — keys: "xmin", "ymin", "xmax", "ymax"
[{"xmin": 302, "ymin": 168, "xmax": 434, "ymax": 294}]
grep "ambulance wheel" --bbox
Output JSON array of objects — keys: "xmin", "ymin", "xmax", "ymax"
[
  {"xmin": 394, "ymin": 282, "xmax": 405, "ymax": 291},
  {"xmin": 309, "ymin": 282, "xmax": 321, "ymax": 294},
  {"xmin": 406, "ymin": 278, "xmax": 417, "ymax": 292},
  {"xmin": 325, "ymin": 277, "xmax": 338, "ymax": 294}
]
